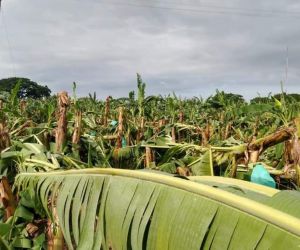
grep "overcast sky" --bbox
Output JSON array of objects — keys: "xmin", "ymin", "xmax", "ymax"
[{"xmin": 0, "ymin": 0, "xmax": 300, "ymax": 99}]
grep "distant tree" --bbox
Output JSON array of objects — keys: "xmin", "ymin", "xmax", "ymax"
[
  {"xmin": 129, "ymin": 90, "xmax": 135, "ymax": 102},
  {"xmin": 0, "ymin": 77, "xmax": 51, "ymax": 99},
  {"xmin": 207, "ymin": 90, "xmax": 245, "ymax": 108},
  {"xmin": 273, "ymin": 93, "xmax": 300, "ymax": 102},
  {"xmin": 250, "ymin": 97, "xmax": 271, "ymax": 104}
]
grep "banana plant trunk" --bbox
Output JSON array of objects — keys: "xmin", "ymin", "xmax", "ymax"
[
  {"xmin": 72, "ymin": 110, "xmax": 82, "ymax": 145},
  {"xmin": 20, "ymin": 99, "xmax": 26, "ymax": 113},
  {"xmin": 247, "ymin": 127, "xmax": 295, "ymax": 163},
  {"xmin": 116, "ymin": 107, "xmax": 123, "ymax": 149},
  {"xmin": 55, "ymin": 92, "xmax": 69, "ymax": 153},
  {"xmin": 0, "ymin": 176, "xmax": 16, "ymax": 221},
  {"xmin": 171, "ymin": 127, "xmax": 176, "ymax": 143},
  {"xmin": 0, "ymin": 122, "xmax": 11, "ymax": 152},
  {"xmin": 46, "ymin": 208, "xmax": 65, "ymax": 250},
  {"xmin": 104, "ymin": 96, "xmax": 110, "ymax": 127},
  {"xmin": 178, "ymin": 111, "xmax": 184, "ymax": 142},
  {"xmin": 137, "ymin": 117, "xmax": 145, "ymax": 143},
  {"xmin": 145, "ymin": 147, "xmax": 152, "ymax": 168}
]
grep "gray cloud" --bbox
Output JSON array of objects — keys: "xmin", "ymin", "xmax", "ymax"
[{"xmin": 0, "ymin": 0, "xmax": 299, "ymax": 99}]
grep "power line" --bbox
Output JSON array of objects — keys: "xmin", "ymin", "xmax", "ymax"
[
  {"xmin": 136, "ymin": 0, "xmax": 300, "ymax": 17},
  {"xmin": 71, "ymin": 0, "xmax": 300, "ymax": 18},
  {"xmin": 97, "ymin": 0, "xmax": 300, "ymax": 19}
]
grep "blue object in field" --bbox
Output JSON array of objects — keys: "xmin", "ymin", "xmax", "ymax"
[
  {"xmin": 251, "ymin": 164, "xmax": 276, "ymax": 188},
  {"xmin": 122, "ymin": 137, "xmax": 127, "ymax": 148},
  {"xmin": 110, "ymin": 120, "xmax": 118, "ymax": 126}
]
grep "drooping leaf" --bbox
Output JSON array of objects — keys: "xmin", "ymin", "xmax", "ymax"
[
  {"xmin": 189, "ymin": 150, "xmax": 213, "ymax": 176},
  {"xmin": 14, "ymin": 169, "xmax": 300, "ymax": 250}
]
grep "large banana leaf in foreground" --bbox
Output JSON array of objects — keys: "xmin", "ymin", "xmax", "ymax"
[{"xmin": 15, "ymin": 169, "xmax": 300, "ymax": 250}]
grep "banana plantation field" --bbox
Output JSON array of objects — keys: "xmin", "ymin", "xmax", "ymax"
[{"xmin": 1, "ymin": 78, "xmax": 300, "ymax": 249}]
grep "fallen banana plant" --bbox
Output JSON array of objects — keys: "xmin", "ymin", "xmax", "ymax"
[{"xmin": 14, "ymin": 169, "xmax": 300, "ymax": 250}]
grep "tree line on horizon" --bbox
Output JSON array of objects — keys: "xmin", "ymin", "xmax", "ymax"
[{"xmin": 0, "ymin": 76, "xmax": 300, "ymax": 103}]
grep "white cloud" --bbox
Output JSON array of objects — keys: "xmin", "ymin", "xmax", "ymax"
[{"xmin": 0, "ymin": 0, "xmax": 299, "ymax": 99}]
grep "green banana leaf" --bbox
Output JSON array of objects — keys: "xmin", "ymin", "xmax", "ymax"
[
  {"xmin": 15, "ymin": 169, "xmax": 300, "ymax": 250},
  {"xmin": 188, "ymin": 149, "xmax": 213, "ymax": 176},
  {"xmin": 0, "ymin": 235, "xmax": 10, "ymax": 250}
]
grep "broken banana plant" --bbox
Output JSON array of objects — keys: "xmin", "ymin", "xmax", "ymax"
[
  {"xmin": 0, "ymin": 176, "xmax": 16, "ymax": 221},
  {"xmin": 55, "ymin": 92, "xmax": 69, "ymax": 153}
]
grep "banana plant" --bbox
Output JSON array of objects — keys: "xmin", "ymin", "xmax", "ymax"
[{"xmin": 14, "ymin": 169, "xmax": 300, "ymax": 250}]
